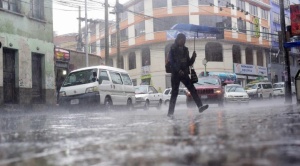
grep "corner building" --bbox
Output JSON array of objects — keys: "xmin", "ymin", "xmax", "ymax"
[{"xmin": 91, "ymin": 0, "xmax": 272, "ymax": 90}]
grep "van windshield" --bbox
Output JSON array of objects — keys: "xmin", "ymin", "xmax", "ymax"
[{"xmin": 62, "ymin": 69, "xmax": 96, "ymax": 87}]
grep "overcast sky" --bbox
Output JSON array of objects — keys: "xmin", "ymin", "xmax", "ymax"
[{"xmin": 53, "ymin": 0, "xmax": 130, "ymax": 35}]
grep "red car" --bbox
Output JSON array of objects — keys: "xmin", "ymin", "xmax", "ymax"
[{"xmin": 186, "ymin": 76, "xmax": 224, "ymax": 107}]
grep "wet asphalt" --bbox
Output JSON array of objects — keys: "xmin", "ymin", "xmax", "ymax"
[{"xmin": 0, "ymin": 97, "xmax": 300, "ymax": 166}]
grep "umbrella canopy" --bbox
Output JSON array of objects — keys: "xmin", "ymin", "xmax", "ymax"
[{"xmin": 171, "ymin": 23, "xmax": 220, "ymax": 34}]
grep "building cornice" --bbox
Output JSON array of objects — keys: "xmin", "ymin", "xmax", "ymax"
[{"xmin": 246, "ymin": 0, "xmax": 271, "ymax": 9}]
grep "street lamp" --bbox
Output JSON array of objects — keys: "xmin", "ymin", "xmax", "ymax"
[{"xmin": 202, "ymin": 58, "xmax": 208, "ymax": 76}]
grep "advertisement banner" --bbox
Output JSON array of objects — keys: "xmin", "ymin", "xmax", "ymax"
[
  {"xmin": 290, "ymin": 4, "xmax": 300, "ymax": 36},
  {"xmin": 234, "ymin": 63, "xmax": 267, "ymax": 76},
  {"xmin": 55, "ymin": 48, "xmax": 70, "ymax": 61}
]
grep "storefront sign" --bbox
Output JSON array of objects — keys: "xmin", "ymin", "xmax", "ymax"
[
  {"xmin": 234, "ymin": 63, "xmax": 267, "ymax": 76},
  {"xmin": 290, "ymin": 4, "xmax": 300, "ymax": 36},
  {"xmin": 55, "ymin": 48, "xmax": 70, "ymax": 61},
  {"xmin": 141, "ymin": 65, "xmax": 150, "ymax": 75}
]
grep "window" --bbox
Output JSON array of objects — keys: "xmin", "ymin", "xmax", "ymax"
[
  {"xmin": 261, "ymin": 9, "xmax": 268, "ymax": 20},
  {"xmin": 149, "ymin": 86, "xmax": 158, "ymax": 93},
  {"xmin": 262, "ymin": 27, "xmax": 269, "ymax": 40},
  {"xmin": 135, "ymin": 21, "xmax": 145, "ymax": 37},
  {"xmin": 273, "ymin": 31, "xmax": 279, "ymax": 42},
  {"xmin": 236, "ymin": 0, "xmax": 246, "ymax": 11},
  {"xmin": 257, "ymin": 49, "xmax": 264, "ymax": 66},
  {"xmin": 100, "ymin": 38, "xmax": 105, "ymax": 50},
  {"xmin": 245, "ymin": 47, "xmax": 253, "ymax": 65},
  {"xmin": 249, "ymin": 4, "xmax": 258, "ymax": 16},
  {"xmin": 172, "ymin": 0, "xmax": 188, "ymax": 6},
  {"xmin": 128, "ymin": 52, "xmax": 136, "ymax": 70},
  {"xmin": 232, "ymin": 45, "xmax": 241, "ymax": 64},
  {"xmin": 199, "ymin": 16, "xmax": 231, "ymax": 28},
  {"xmin": 90, "ymin": 42, "xmax": 96, "ymax": 53},
  {"xmin": 109, "ymin": 72, "xmax": 123, "ymax": 84},
  {"xmin": 0, "ymin": 0, "xmax": 20, "ymax": 13},
  {"xmin": 272, "ymin": 0, "xmax": 279, "ymax": 5},
  {"xmin": 120, "ymin": 12, "xmax": 128, "ymax": 21},
  {"xmin": 250, "ymin": 23, "xmax": 256, "ymax": 36},
  {"xmin": 205, "ymin": 42, "xmax": 223, "ymax": 62},
  {"xmin": 134, "ymin": 1, "xmax": 144, "ymax": 13},
  {"xmin": 98, "ymin": 70, "xmax": 109, "ymax": 84},
  {"xmin": 164, "ymin": 89, "xmax": 171, "ymax": 95},
  {"xmin": 121, "ymin": 73, "xmax": 132, "ymax": 85},
  {"xmin": 120, "ymin": 29, "xmax": 128, "ymax": 42},
  {"xmin": 153, "ymin": 0, "xmax": 167, "ymax": 8},
  {"xmin": 154, "ymin": 16, "xmax": 189, "ymax": 32},
  {"xmin": 273, "ymin": 12, "xmax": 280, "ymax": 24},
  {"xmin": 31, "ymin": 0, "xmax": 44, "ymax": 20},
  {"xmin": 198, "ymin": 0, "xmax": 213, "ymax": 5},
  {"xmin": 111, "ymin": 33, "xmax": 116, "ymax": 46},
  {"xmin": 142, "ymin": 48, "xmax": 151, "ymax": 66},
  {"xmin": 237, "ymin": 19, "xmax": 246, "ymax": 33},
  {"xmin": 218, "ymin": 0, "xmax": 230, "ymax": 7}
]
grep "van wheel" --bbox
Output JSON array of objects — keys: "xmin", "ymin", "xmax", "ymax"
[
  {"xmin": 104, "ymin": 97, "xmax": 112, "ymax": 111},
  {"xmin": 144, "ymin": 100, "xmax": 149, "ymax": 110},
  {"xmin": 157, "ymin": 99, "xmax": 162, "ymax": 110},
  {"xmin": 127, "ymin": 99, "xmax": 133, "ymax": 111}
]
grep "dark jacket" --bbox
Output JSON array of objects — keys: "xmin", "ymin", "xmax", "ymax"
[{"xmin": 169, "ymin": 43, "xmax": 195, "ymax": 75}]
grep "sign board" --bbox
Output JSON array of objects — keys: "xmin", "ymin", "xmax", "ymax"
[
  {"xmin": 254, "ymin": 17, "xmax": 260, "ymax": 38},
  {"xmin": 55, "ymin": 48, "xmax": 70, "ymax": 61},
  {"xmin": 290, "ymin": 4, "xmax": 300, "ymax": 36},
  {"xmin": 233, "ymin": 63, "xmax": 268, "ymax": 76}
]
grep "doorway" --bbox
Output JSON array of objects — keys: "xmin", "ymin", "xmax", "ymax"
[
  {"xmin": 3, "ymin": 48, "xmax": 17, "ymax": 103},
  {"xmin": 32, "ymin": 53, "xmax": 44, "ymax": 103}
]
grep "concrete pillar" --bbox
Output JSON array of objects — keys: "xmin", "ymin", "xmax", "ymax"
[
  {"xmin": 241, "ymin": 46, "xmax": 246, "ymax": 64},
  {"xmin": 223, "ymin": 44, "xmax": 234, "ymax": 72},
  {"xmin": 0, "ymin": 36, "xmax": 5, "ymax": 104},
  {"xmin": 253, "ymin": 49, "xmax": 257, "ymax": 65}
]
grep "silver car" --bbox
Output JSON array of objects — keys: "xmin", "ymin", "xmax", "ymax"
[{"xmin": 162, "ymin": 88, "xmax": 187, "ymax": 106}]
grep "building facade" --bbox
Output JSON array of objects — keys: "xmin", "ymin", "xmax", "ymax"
[
  {"xmin": 0, "ymin": 0, "xmax": 56, "ymax": 105},
  {"xmin": 269, "ymin": 0, "xmax": 299, "ymax": 84},
  {"xmin": 90, "ymin": 0, "xmax": 273, "ymax": 90}
]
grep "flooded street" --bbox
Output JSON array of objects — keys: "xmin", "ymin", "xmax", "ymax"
[{"xmin": 1, "ymin": 98, "xmax": 300, "ymax": 166}]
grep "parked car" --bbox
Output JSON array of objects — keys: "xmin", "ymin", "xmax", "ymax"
[
  {"xmin": 162, "ymin": 88, "xmax": 187, "ymax": 106},
  {"xmin": 134, "ymin": 85, "xmax": 163, "ymax": 110},
  {"xmin": 186, "ymin": 76, "xmax": 224, "ymax": 107},
  {"xmin": 59, "ymin": 66, "xmax": 136, "ymax": 111},
  {"xmin": 245, "ymin": 81, "xmax": 273, "ymax": 99},
  {"xmin": 224, "ymin": 84, "xmax": 249, "ymax": 104},
  {"xmin": 273, "ymin": 82, "xmax": 296, "ymax": 97}
]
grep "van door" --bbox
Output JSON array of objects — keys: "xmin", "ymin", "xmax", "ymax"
[
  {"xmin": 120, "ymin": 73, "xmax": 134, "ymax": 103},
  {"xmin": 262, "ymin": 83, "xmax": 273, "ymax": 98},
  {"xmin": 108, "ymin": 71, "xmax": 124, "ymax": 105},
  {"xmin": 98, "ymin": 70, "xmax": 112, "ymax": 104}
]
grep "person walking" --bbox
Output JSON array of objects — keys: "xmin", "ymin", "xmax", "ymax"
[{"xmin": 167, "ymin": 33, "xmax": 208, "ymax": 118}]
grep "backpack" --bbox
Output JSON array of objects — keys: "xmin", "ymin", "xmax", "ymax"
[{"xmin": 165, "ymin": 51, "xmax": 172, "ymax": 73}]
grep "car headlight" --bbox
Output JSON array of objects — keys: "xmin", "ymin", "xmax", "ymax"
[
  {"xmin": 86, "ymin": 86, "xmax": 99, "ymax": 93},
  {"xmin": 214, "ymin": 89, "xmax": 222, "ymax": 94},
  {"xmin": 59, "ymin": 91, "xmax": 66, "ymax": 97}
]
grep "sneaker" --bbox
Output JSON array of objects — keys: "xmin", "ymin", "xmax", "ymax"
[
  {"xmin": 199, "ymin": 104, "xmax": 209, "ymax": 113},
  {"xmin": 167, "ymin": 114, "xmax": 174, "ymax": 120}
]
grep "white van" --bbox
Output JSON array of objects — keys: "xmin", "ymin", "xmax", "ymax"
[
  {"xmin": 59, "ymin": 66, "xmax": 135, "ymax": 110},
  {"xmin": 245, "ymin": 82, "xmax": 273, "ymax": 99},
  {"xmin": 273, "ymin": 82, "xmax": 296, "ymax": 97}
]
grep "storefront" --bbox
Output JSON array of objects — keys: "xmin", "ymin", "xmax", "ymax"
[
  {"xmin": 233, "ymin": 63, "xmax": 269, "ymax": 86},
  {"xmin": 54, "ymin": 48, "xmax": 70, "ymax": 94}
]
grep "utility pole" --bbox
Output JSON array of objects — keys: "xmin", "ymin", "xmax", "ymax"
[
  {"xmin": 116, "ymin": 0, "xmax": 121, "ymax": 68},
  {"xmin": 105, "ymin": 0, "xmax": 109, "ymax": 65},
  {"xmin": 85, "ymin": 0, "xmax": 89, "ymax": 67},
  {"xmin": 279, "ymin": 0, "xmax": 292, "ymax": 103},
  {"xmin": 77, "ymin": 6, "xmax": 82, "ymax": 51}
]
